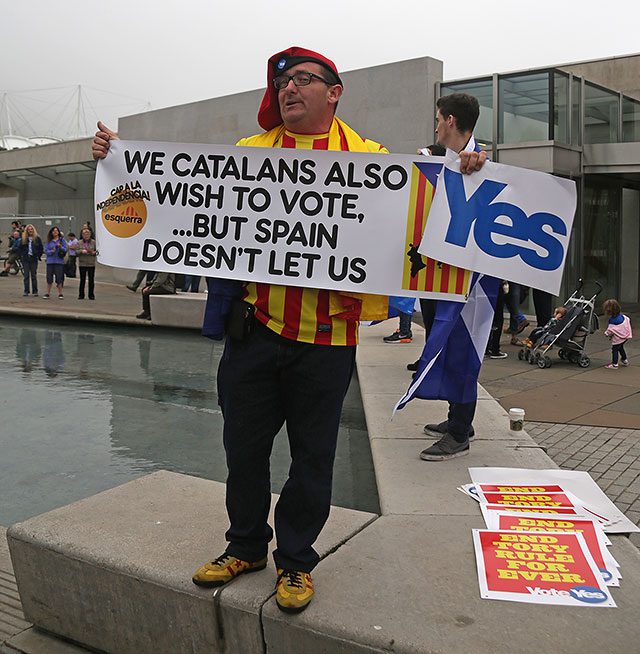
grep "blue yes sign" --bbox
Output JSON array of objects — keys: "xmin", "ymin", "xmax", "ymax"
[{"xmin": 443, "ymin": 169, "xmax": 567, "ymax": 272}]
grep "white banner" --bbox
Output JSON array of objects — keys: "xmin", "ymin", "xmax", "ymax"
[
  {"xmin": 94, "ymin": 141, "xmax": 473, "ymax": 300},
  {"xmin": 419, "ymin": 156, "xmax": 577, "ymax": 295}
]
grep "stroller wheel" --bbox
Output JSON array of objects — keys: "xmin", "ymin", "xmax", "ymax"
[
  {"xmin": 568, "ymin": 352, "xmax": 580, "ymax": 364},
  {"xmin": 536, "ymin": 355, "xmax": 547, "ymax": 369},
  {"xmin": 578, "ymin": 355, "xmax": 590, "ymax": 368},
  {"xmin": 544, "ymin": 355, "xmax": 552, "ymax": 368},
  {"xmin": 558, "ymin": 349, "xmax": 566, "ymax": 359},
  {"xmin": 518, "ymin": 349, "xmax": 525, "ymax": 361}
]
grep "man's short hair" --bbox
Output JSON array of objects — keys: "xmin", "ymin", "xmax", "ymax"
[{"xmin": 436, "ymin": 92, "xmax": 480, "ymax": 134}]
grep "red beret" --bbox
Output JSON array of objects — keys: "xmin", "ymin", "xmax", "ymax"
[{"xmin": 257, "ymin": 46, "xmax": 343, "ymax": 131}]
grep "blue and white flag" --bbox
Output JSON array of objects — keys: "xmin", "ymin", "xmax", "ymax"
[{"xmin": 393, "ymin": 273, "xmax": 499, "ymax": 413}]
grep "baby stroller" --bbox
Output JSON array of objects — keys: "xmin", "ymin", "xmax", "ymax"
[{"xmin": 518, "ymin": 280, "xmax": 602, "ymax": 369}]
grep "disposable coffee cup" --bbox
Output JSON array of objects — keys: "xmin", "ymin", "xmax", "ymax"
[{"xmin": 509, "ymin": 408, "xmax": 525, "ymax": 431}]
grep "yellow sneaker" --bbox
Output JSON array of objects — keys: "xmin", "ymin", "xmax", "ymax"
[
  {"xmin": 275, "ymin": 569, "xmax": 314, "ymax": 613},
  {"xmin": 192, "ymin": 553, "xmax": 267, "ymax": 588}
]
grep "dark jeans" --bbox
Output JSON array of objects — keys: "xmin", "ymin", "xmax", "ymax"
[
  {"xmin": 22, "ymin": 256, "xmax": 38, "ymax": 294},
  {"xmin": 612, "ymin": 342, "xmax": 627, "ymax": 364},
  {"xmin": 504, "ymin": 283, "xmax": 526, "ymax": 333},
  {"xmin": 398, "ymin": 311, "xmax": 412, "ymax": 335},
  {"xmin": 529, "ymin": 326, "xmax": 545, "ymax": 344},
  {"xmin": 46, "ymin": 263, "xmax": 64, "ymax": 285},
  {"xmin": 219, "ymin": 322, "xmax": 355, "ymax": 572},
  {"xmin": 486, "ymin": 283, "xmax": 505, "ymax": 354},
  {"xmin": 447, "ymin": 401, "xmax": 476, "ymax": 442},
  {"xmin": 78, "ymin": 266, "xmax": 95, "ymax": 299},
  {"xmin": 532, "ymin": 289, "xmax": 552, "ymax": 327},
  {"xmin": 419, "ymin": 298, "xmax": 437, "ymax": 342},
  {"xmin": 182, "ymin": 275, "xmax": 201, "ymax": 292},
  {"xmin": 66, "ymin": 256, "xmax": 77, "ymax": 278},
  {"xmin": 141, "ymin": 287, "xmax": 173, "ymax": 316}
]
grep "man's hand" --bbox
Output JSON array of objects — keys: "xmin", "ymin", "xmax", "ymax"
[
  {"xmin": 459, "ymin": 149, "xmax": 487, "ymax": 174},
  {"xmin": 142, "ymin": 285, "xmax": 152, "ymax": 293},
  {"xmin": 92, "ymin": 121, "xmax": 119, "ymax": 161}
]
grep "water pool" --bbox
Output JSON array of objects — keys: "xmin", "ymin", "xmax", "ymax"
[{"xmin": 0, "ymin": 317, "xmax": 379, "ymax": 526}]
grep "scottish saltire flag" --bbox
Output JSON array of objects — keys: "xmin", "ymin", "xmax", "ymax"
[
  {"xmin": 402, "ymin": 159, "xmax": 472, "ymax": 297},
  {"xmin": 393, "ymin": 273, "xmax": 499, "ymax": 413}
]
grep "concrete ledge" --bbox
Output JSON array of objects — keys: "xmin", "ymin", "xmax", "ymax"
[
  {"xmin": 7, "ymin": 471, "xmax": 376, "ymax": 654},
  {"xmin": 0, "ymin": 306, "xmax": 149, "ymax": 327},
  {"xmin": 150, "ymin": 293, "xmax": 206, "ymax": 329}
]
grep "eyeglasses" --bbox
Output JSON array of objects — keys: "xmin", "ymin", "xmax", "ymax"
[{"xmin": 273, "ymin": 71, "xmax": 334, "ymax": 90}]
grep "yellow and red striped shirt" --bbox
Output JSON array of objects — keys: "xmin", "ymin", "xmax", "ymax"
[{"xmin": 239, "ymin": 128, "xmax": 387, "ymax": 346}]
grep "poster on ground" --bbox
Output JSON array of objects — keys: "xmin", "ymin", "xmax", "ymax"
[
  {"xmin": 468, "ymin": 467, "xmax": 639, "ymax": 534},
  {"xmin": 486, "ymin": 512, "xmax": 619, "ymax": 586},
  {"xmin": 479, "ymin": 503, "xmax": 606, "ymax": 525},
  {"xmin": 473, "ymin": 530, "xmax": 616, "ymax": 607}
]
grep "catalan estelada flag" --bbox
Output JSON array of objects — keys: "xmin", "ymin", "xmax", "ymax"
[{"xmin": 402, "ymin": 161, "xmax": 471, "ymax": 298}]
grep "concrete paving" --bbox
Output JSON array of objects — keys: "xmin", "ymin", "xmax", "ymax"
[
  {"xmin": 478, "ymin": 311, "xmax": 640, "ymax": 428},
  {"xmin": 2, "ymin": 271, "xmax": 640, "ymax": 652},
  {"xmin": 0, "ymin": 528, "xmax": 30, "ymax": 646}
]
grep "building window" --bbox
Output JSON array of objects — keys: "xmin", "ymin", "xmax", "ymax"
[
  {"xmin": 498, "ymin": 72, "xmax": 549, "ymax": 143},
  {"xmin": 553, "ymin": 72, "xmax": 570, "ymax": 144},
  {"xmin": 622, "ymin": 96, "xmax": 640, "ymax": 143},
  {"xmin": 584, "ymin": 83, "xmax": 619, "ymax": 143},
  {"xmin": 440, "ymin": 78, "xmax": 493, "ymax": 147},
  {"xmin": 583, "ymin": 181, "xmax": 620, "ymax": 300},
  {"xmin": 572, "ymin": 77, "xmax": 582, "ymax": 146}
]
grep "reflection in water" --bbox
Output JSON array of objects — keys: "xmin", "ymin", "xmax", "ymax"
[
  {"xmin": 16, "ymin": 329, "xmax": 41, "ymax": 372},
  {"xmin": 43, "ymin": 331, "xmax": 65, "ymax": 377},
  {"xmin": 0, "ymin": 317, "xmax": 378, "ymax": 526}
]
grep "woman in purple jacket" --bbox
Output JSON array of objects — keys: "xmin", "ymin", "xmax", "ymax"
[{"xmin": 43, "ymin": 226, "xmax": 67, "ymax": 299}]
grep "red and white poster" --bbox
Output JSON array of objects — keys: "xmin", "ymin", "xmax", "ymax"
[
  {"xmin": 479, "ymin": 490, "xmax": 584, "ymax": 509},
  {"xmin": 473, "ymin": 530, "xmax": 616, "ymax": 607},
  {"xmin": 486, "ymin": 513, "xmax": 619, "ymax": 586},
  {"xmin": 477, "ymin": 484, "xmax": 565, "ymax": 494},
  {"xmin": 468, "ymin": 467, "xmax": 637, "ymax": 534}
]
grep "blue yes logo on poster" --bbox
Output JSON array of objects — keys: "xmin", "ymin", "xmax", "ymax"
[
  {"xmin": 569, "ymin": 586, "xmax": 608, "ymax": 604},
  {"xmin": 443, "ymin": 169, "xmax": 567, "ymax": 272}
]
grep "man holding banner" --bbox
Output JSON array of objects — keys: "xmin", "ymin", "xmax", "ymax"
[
  {"xmin": 92, "ymin": 47, "xmax": 486, "ymax": 613},
  {"xmin": 396, "ymin": 92, "xmax": 499, "ymax": 462}
]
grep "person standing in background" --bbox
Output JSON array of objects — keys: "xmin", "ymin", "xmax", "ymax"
[
  {"xmin": 18, "ymin": 225, "xmax": 43, "ymax": 296},
  {"xmin": 65, "ymin": 232, "xmax": 78, "ymax": 278},
  {"xmin": 43, "ymin": 226, "xmax": 67, "ymax": 299},
  {"xmin": 77, "ymin": 228, "xmax": 97, "ymax": 300}
]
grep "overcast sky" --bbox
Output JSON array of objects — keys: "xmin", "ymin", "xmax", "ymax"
[{"xmin": 2, "ymin": 0, "xmax": 639, "ymax": 138}]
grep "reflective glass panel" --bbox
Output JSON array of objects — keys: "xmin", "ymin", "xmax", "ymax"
[
  {"xmin": 622, "ymin": 96, "xmax": 640, "ymax": 142},
  {"xmin": 440, "ymin": 78, "xmax": 493, "ymax": 147},
  {"xmin": 572, "ymin": 77, "xmax": 582, "ymax": 146},
  {"xmin": 499, "ymin": 72, "xmax": 549, "ymax": 143},
  {"xmin": 583, "ymin": 181, "xmax": 620, "ymax": 300},
  {"xmin": 553, "ymin": 72, "xmax": 569, "ymax": 143},
  {"xmin": 584, "ymin": 83, "xmax": 619, "ymax": 143}
]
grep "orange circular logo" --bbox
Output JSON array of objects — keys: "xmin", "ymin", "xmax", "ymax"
[{"xmin": 101, "ymin": 190, "xmax": 147, "ymax": 238}]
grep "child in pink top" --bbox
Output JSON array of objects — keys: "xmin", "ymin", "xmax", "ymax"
[{"xmin": 603, "ymin": 299, "xmax": 632, "ymax": 369}]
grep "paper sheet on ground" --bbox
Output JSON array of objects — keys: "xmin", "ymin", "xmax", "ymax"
[
  {"xmin": 483, "ymin": 512, "xmax": 619, "ymax": 586},
  {"xmin": 468, "ymin": 467, "xmax": 639, "ymax": 534},
  {"xmin": 473, "ymin": 530, "xmax": 616, "ymax": 607}
]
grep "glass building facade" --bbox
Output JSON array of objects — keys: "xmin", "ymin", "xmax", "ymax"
[{"xmin": 438, "ymin": 68, "xmax": 640, "ymax": 308}]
